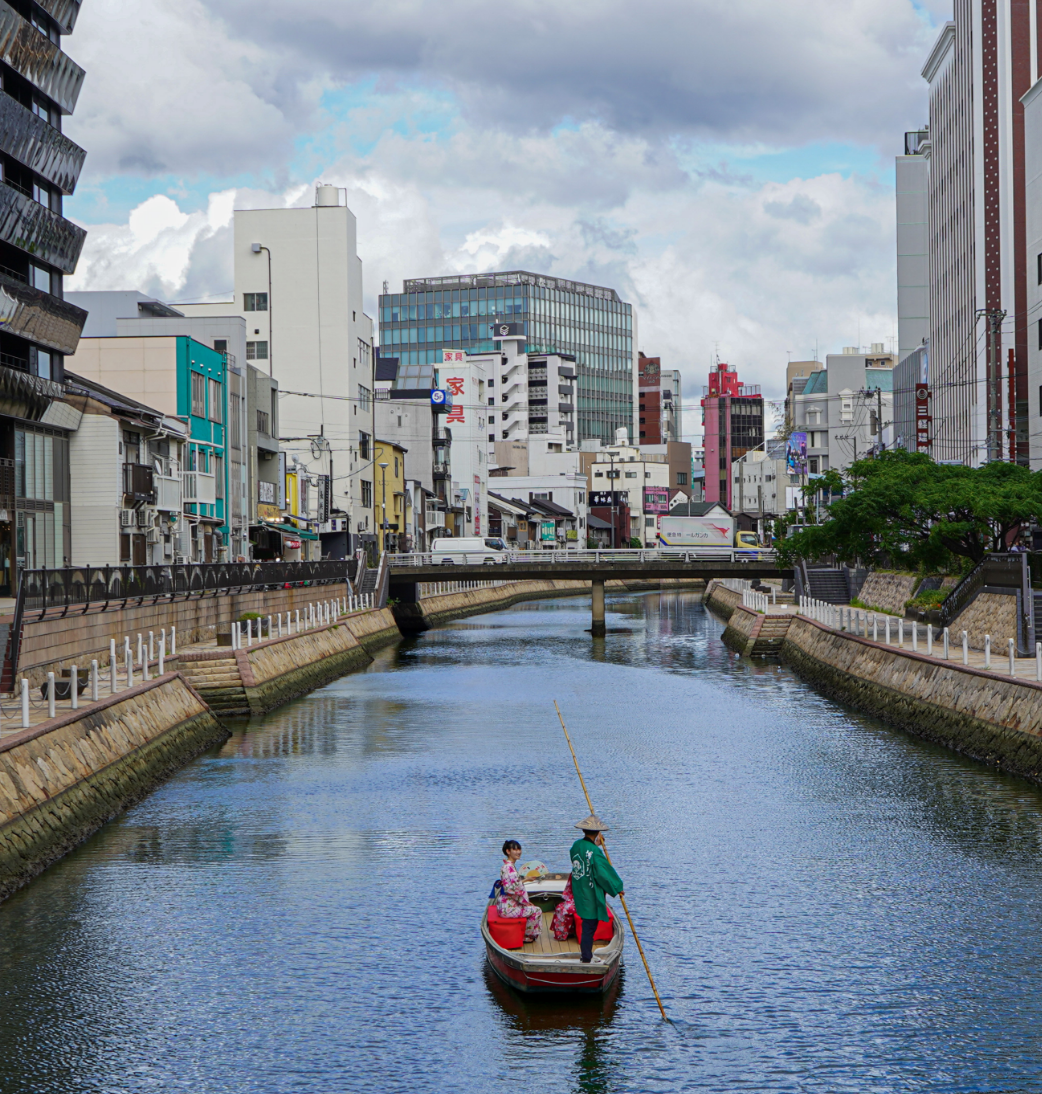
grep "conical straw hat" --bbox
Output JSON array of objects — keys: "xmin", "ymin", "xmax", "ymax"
[{"xmin": 574, "ymin": 813, "xmax": 609, "ymax": 831}]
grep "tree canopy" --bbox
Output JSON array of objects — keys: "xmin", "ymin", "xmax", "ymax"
[{"xmin": 776, "ymin": 450, "xmax": 1042, "ymax": 570}]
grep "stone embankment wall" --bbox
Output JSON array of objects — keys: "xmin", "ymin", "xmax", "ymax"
[
  {"xmin": 17, "ymin": 583, "xmax": 352, "ymax": 687},
  {"xmin": 782, "ymin": 616, "xmax": 1042, "ymax": 781},
  {"xmin": 950, "ymin": 591, "xmax": 1018, "ymax": 651},
  {"xmin": 857, "ymin": 572, "xmax": 919, "ymax": 615},
  {"xmin": 704, "ymin": 579, "xmax": 1042, "ymax": 783},
  {"xmin": 0, "ymin": 673, "xmax": 226, "ymax": 902},
  {"xmin": 180, "ymin": 609, "xmax": 400, "ymax": 716},
  {"xmin": 721, "ymin": 603, "xmax": 793, "ymax": 656}
]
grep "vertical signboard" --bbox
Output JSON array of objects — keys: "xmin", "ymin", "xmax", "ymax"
[
  {"xmin": 785, "ymin": 432, "xmax": 807, "ymax": 474},
  {"xmin": 915, "ymin": 385, "xmax": 931, "ymax": 450}
]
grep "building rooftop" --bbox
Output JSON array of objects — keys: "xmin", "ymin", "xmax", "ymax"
[{"xmin": 401, "ymin": 270, "xmax": 624, "ymax": 304}]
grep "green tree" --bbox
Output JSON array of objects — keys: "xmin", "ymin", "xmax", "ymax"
[{"xmin": 776, "ymin": 449, "xmax": 1042, "ymax": 569}]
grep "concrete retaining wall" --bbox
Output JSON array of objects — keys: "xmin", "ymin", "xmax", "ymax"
[
  {"xmin": 17, "ymin": 583, "xmax": 352, "ymax": 687},
  {"xmin": 781, "ymin": 616, "xmax": 1042, "ymax": 782},
  {"xmin": 0, "ymin": 673, "xmax": 227, "ymax": 902},
  {"xmin": 721, "ymin": 603, "xmax": 793, "ymax": 656},
  {"xmin": 950, "ymin": 590, "xmax": 1019, "ymax": 652},
  {"xmin": 704, "ymin": 580, "xmax": 742, "ymax": 620}
]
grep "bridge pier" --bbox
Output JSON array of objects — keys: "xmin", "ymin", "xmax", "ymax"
[{"xmin": 591, "ymin": 579, "xmax": 606, "ymax": 637}]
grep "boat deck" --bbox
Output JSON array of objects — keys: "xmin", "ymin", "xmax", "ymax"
[{"xmin": 519, "ymin": 912, "xmax": 584, "ymax": 956}]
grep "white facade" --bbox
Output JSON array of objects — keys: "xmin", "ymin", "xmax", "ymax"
[
  {"xmin": 730, "ymin": 445, "xmax": 791, "ymax": 522},
  {"xmin": 588, "ymin": 440, "xmax": 670, "ymax": 547},
  {"xmin": 176, "ymin": 185, "xmax": 375, "ymax": 547},
  {"xmin": 1026, "ymin": 78, "xmax": 1042, "ymax": 469},
  {"xmin": 435, "ymin": 350, "xmax": 488, "ymax": 538},
  {"xmin": 896, "ymin": 134, "xmax": 930, "ymax": 362},
  {"xmin": 490, "ymin": 473, "xmax": 588, "ymax": 547}
]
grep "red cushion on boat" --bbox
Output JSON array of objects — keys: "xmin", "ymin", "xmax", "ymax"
[
  {"xmin": 487, "ymin": 906, "xmax": 526, "ymax": 949},
  {"xmin": 592, "ymin": 908, "xmax": 614, "ymax": 941}
]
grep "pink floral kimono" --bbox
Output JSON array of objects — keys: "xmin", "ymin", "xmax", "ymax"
[
  {"xmin": 496, "ymin": 859, "xmax": 542, "ymax": 941},
  {"xmin": 551, "ymin": 875, "xmax": 576, "ymax": 941}
]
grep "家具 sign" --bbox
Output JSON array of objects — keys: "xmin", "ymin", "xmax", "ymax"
[
  {"xmin": 445, "ymin": 376, "xmax": 465, "ymax": 423},
  {"xmin": 441, "ymin": 349, "xmax": 466, "ymax": 363}
]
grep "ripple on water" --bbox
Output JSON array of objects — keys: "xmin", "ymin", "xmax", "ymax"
[{"xmin": 2, "ymin": 592, "xmax": 1042, "ymax": 1092}]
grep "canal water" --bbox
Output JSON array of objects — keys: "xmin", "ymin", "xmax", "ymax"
[{"xmin": 5, "ymin": 591, "xmax": 1042, "ymax": 1093}]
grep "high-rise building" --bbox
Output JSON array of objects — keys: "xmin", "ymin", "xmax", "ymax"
[
  {"xmin": 637, "ymin": 354, "xmax": 682, "ymax": 444},
  {"xmin": 377, "ymin": 270, "xmax": 635, "ymax": 444},
  {"xmin": 0, "ymin": 1, "xmax": 89, "ymax": 584},
  {"xmin": 700, "ymin": 362, "xmax": 763, "ymax": 508},
  {"xmin": 918, "ymin": 6, "xmax": 1040, "ymax": 465},
  {"xmin": 177, "ymin": 185, "xmax": 375, "ymax": 552},
  {"xmin": 896, "ymin": 129, "xmax": 930, "ymax": 364}
]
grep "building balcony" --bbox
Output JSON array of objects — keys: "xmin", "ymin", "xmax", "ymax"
[
  {"xmin": 0, "ymin": 2, "xmax": 85, "ymax": 113},
  {"xmin": 0, "ymin": 357, "xmax": 61, "ymax": 419},
  {"xmin": 0, "ymin": 92, "xmax": 85, "ymax": 194},
  {"xmin": 432, "ymin": 426, "xmax": 451, "ymax": 448},
  {"xmin": 0, "ymin": 183, "xmax": 86, "ymax": 273},
  {"xmin": 432, "ymin": 468, "xmax": 451, "ymax": 482},
  {"xmin": 155, "ymin": 470, "xmax": 182, "ymax": 512},
  {"xmin": 123, "ymin": 462, "xmax": 155, "ymax": 504},
  {"xmin": 34, "ymin": 0, "xmax": 80, "ymax": 33},
  {"xmin": 0, "ymin": 267, "xmax": 86, "ymax": 353},
  {"xmin": 183, "ymin": 470, "xmax": 216, "ymax": 506}
]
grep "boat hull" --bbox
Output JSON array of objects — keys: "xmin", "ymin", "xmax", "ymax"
[{"xmin": 484, "ymin": 937, "xmax": 622, "ymax": 994}]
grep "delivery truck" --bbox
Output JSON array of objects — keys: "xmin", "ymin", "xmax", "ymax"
[{"xmin": 656, "ymin": 515, "xmax": 761, "ymax": 551}]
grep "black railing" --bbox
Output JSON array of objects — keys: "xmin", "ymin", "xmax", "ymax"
[{"xmin": 938, "ymin": 553, "xmax": 1027, "ymax": 631}]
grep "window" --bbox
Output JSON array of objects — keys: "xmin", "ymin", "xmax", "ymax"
[
  {"xmin": 645, "ymin": 517, "xmax": 655, "ymax": 527},
  {"xmin": 191, "ymin": 372, "xmax": 205, "ymax": 418},
  {"xmin": 394, "ymin": 456, "xmax": 399, "ymax": 476},
  {"xmin": 594, "ymin": 471, "xmax": 604, "ymax": 478},
  {"xmin": 244, "ymin": 292, "xmax": 268, "ymax": 312},
  {"xmin": 213, "ymin": 339, "xmax": 227, "ymax": 355},
  {"xmin": 676, "ymin": 472, "xmax": 688, "ymax": 486},
  {"xmin": 208, "ymin": 378, "xmax": 222, "ymax": 423},
  {"xmin": 359, "ymin": 432, "xmax": 371, "ymax": 460},
  {"xmin": 1037, "ymin": 253, "xmax": 1041, "ymax": 285},
  {"xmin": 625, "ymin": 471, "xmax": 637, "ymax": 478},
  {"xmin": 36, "ymin": 350, "xmax": 51, "ymax": 381},
  {"xmin": 357, "ymin": 385, "xmax": 372, "ymax": 412},
  {"xmin": 361, "ymin": 479, "xmax": 373, "ymax": 508},
  {"xmin": 809, "ymin": 456, "xmax": 819, "ymax": 474},
  {"xmin": 257, "ymin": 410, "xmax": 270, "ymax": 436},
  {"xmin": 214, "ymin": 455, "xmax": 224, "ymax": 499},
  {"xmin": 246, "ymin": 341, "xmax": 268, "ymax": 360},
  {"xmin": 31, "ymin": 265, "xmax": 49, "ymax": 293}
]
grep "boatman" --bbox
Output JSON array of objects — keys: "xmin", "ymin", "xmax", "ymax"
[{"xmin": 569, "ymin": 814, "xmax": 624, "ymax": 964}]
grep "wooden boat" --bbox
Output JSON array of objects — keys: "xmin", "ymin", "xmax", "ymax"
[{"xmin": 482, "ymin": 871, "xmax": 624, "ymax": 994}]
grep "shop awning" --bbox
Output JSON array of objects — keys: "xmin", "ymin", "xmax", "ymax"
[{"xmin": 257, "ymin": 520, "xmax": 320, "ymax": 541}]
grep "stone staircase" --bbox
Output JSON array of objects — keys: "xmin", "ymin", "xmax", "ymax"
[
  {"xmin": 179, "ymin": 655, "xmax": 247, "ymax": 714},
  {"xmin": 752, "ymin": 613, "xmax": 794, "ymax": 655},
  {"xmin": 804, "ymin": 568, "xmax": 849, "ymax": 605}
]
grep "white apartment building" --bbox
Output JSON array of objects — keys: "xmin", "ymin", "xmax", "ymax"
[
  {"xmin": 177, "ymin": 185, "xmax": 375, "ymax": 550},
  {"xmin": 588, "ymin": 436, "xmax": 671, "ymax": 547},
  {"xmin": 489, "ymin": 473, "xmax": 588, "ymax": 548},
  {"xmin": 730, "ymin": 440, "xmax": 793, "ymax": 529}
]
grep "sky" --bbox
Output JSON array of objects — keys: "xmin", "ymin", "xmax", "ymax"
[{"xmin": 62, "ymin": 0, "xmax": 952, "ymax": 439}]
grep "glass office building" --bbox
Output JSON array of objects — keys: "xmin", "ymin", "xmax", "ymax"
[{"xmin": 377, "ymin": 271, "xmax": 634, "ymax": 443}]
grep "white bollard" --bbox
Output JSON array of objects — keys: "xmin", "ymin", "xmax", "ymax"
[
  {"xmin": 143, "ymin": 649, "xmax": 150, "ymax": 681},
  {"xmin": 148, "ymin": 631, "xmax": 154, "ymax": 663},
  {"xmin": 137, "ymin": 633, "xmax": 143, "ymax": 666},
  {"xmin": 962, "ymin": 630, "xmax": 968, "ymax": 665},
  {"xmin": 278, "ymin": 613, "xmax": 283, "ymax": 637},
  {"xmin": 296, "ymin": 609, "xmax": 301, "ymax": 632},
  {"xmin": 231, "ymin": 621, "xmax": 238, "ymax": 651},
  {"xmin": 247, "ymin": 619, "xmax": 253, "ymax": 647},
  {"xmin": 872, "ymin": 615, "xmax": 878, "ymax": 642},
  {"xmin": 927, "ymin": 626, "xmax": 933, "ymax": 656},
  {"xmin": 1009, "ymin": 638, "xmax": 1016, "ymax": 676},
  {"xmin": 126, "ymin": 650, "xmax": 134, "ymax": 688},
  {"xmin": 91, "ymin": 660, "xmax": 99, "ymax": 702},
  {"xmin": 1037, "ymin": 642, "xmax": 1041, "ymax": 683},
  {"xmin": 20, "ymin": 678, "xmax": 28, "ymax": 728},
  {"xmin": 985, "ymin": 634, "xmax": 991, "ymax": 669},
  {"xmin": 943, "ymin": 627, "xmax": 949, "ymax": 660},
  {"xmin": 267, "ymin": 615, "xmax": 272, "ymax": 640},
  {"xmin": 110, "ymin": 639, "xmax": 117, "ymax": 692},
  {"xmin": 124, "ymin": 636, "xmax": 131, "ymax": 666},
  {"xmin": 912, "ymin": 622, "xmax": 918, "ymax": 653},
  {"xmin": 171, "ymin": 625, "xmax": 176, "ymax": 655},
  {"xmin": 898, "ymin": 619, "xmax": 904, "ymax": 648},
  {"xmin": 70, "ymin": 665, "xmax": 78, "ymax": 709},
  {"xmin": 159, "ymin": 635, "xmax": 165, "ymax": 675},
  {"xmin": 885, "ymin": 617, "xmax": 891, "ymax": 645},
  {"xmin": 46, "ymin": 672, "xmax": 55, "ymax": 719}
]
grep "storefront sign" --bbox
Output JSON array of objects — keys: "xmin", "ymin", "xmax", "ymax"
[
  {"xmin": 257, "ymin": 503, "xmax": 281, "ymax": 521},
  {"xmin": 591, "ymin": 491, "xmax": 625, "ymax": 507},
  {"xmin": 915, "ymin": 385, "xmax": 931, "ymax": 450},
  {"xmin": 445, "ymin": 376, "xmax": 465, "ymax": 423},
  {"xmin": 643, "ymin": 487, "xmax": 669, "ymax": 513},
  {"xmin": 284, "ymin": 538, "xmax": 301, "ymax": 550},
  {"xmin": 566, "ymin": 529, "xmax": 578, "ymax": 540},
  {"xmin": 540, "ymin": 520, "xmax": 556, "ymax": 542}
]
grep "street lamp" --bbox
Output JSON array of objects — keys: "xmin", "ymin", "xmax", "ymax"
[
  {"xmin": 607, "ymin": 451, "xmax": 617, "ymax": 550},
  {"xmin": 379, "ymin": 461, "xmax": 389, "ymax": 553}
]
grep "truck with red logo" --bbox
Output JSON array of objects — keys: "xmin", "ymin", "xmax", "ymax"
[{"xmin": 656, "ymin": 515, "xmax": 758, "ymax": 550}]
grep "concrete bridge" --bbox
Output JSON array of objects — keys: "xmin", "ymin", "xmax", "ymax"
[{"xmin": 387, "ymin": 549, "xmax": 790, "ymax": 636}]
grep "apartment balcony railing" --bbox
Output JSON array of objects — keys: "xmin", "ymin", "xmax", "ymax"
[
  {"xmin": 155, "ymin": 467, "xmax": 182, "ymax": 512},
  {"xmin": 0, "ymin": 90, "xmax": 85, "ymax": 194},
  {"xmin": 183, "ymin": 470, "xmax": 216, "ymax": 506},
  {"xmin": 0, "ymin": 2, "xmax": 85, "ymax": 113},
  {"xmin": 0, "ymin": 182, "xmax": 86, "ymax": 274},
  {"xmin": 122, "ymin": 462, "xmax": 155, "ymax": 504}
]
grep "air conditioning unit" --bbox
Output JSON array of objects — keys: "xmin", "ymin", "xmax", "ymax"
[
  {"xmin": 174, "ymin": 554, "xmax": 189, "ymax": 564},
  {"xmin": 120, "ymin": 509, "xmax": 136, "ymax": 528},
  {"xmin": 146, "ymin": 528, "xmax": 160, "ymax": 544},
  {"xmin": 137, "ymin": 507, "xmax": 154, "ymax": 528}
]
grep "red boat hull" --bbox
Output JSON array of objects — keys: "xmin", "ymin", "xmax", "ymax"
[{"xmin": 484, "ymin": 940, "xmax": 621, "ymax": 993}]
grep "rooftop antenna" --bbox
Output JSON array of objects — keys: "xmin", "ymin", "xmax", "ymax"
[{"xmin": 382, "ymin": 279, "xmax": 389, "ymax": 295}]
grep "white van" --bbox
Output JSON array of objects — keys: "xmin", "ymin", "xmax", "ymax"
[{"xmin": 430, "ymin": 537, "xmax": 507, "ymax": 565}]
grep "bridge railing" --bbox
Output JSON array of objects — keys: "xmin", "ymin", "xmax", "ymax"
[{"xmin": 389, "ymin": 547, "xmax": 777, "ymax": 567}]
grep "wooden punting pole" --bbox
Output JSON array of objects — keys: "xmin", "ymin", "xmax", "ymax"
[{"xmin": 554, "ymin": 700, "xmax": 668, "ymax": 1021}]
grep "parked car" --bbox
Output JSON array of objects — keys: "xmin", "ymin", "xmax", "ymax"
[{"xmin": 430, "ymin": 537, "xmax": 507, "ymax": 565}]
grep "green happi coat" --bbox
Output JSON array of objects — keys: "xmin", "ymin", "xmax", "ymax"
[{"xmin": 569, "ymin": 836, "xmax": 624, "ymax": 922}]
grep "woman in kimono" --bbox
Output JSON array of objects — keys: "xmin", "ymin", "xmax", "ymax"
[{"xmin": 496, "ymin": 839, "xmax": 542, "ymax": 942}]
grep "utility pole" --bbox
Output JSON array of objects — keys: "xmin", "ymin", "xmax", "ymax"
[
  {"xmin": 987, "ymin": 308, "xmax": 1006, "ymax": 461},
  {"xmin": 876, "ymin": 387, "xmax": 883, "ymax": 454}
]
